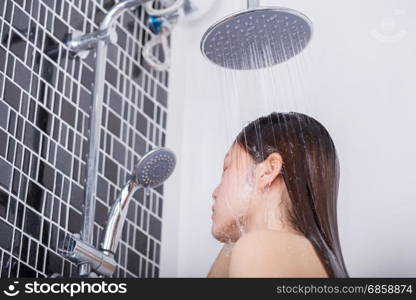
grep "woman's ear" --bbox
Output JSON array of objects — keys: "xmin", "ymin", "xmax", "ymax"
[{"xmin": 254, "ymin": 153, "xmax": 283, "ymax": 190}]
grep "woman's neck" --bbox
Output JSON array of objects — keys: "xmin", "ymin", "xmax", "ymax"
[{"xmin": 242, "ymin": 181, "xmax": 299, "ymax": 236}]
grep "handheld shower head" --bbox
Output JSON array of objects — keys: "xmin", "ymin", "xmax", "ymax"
[
  {"xmin": 60, "ymin": 147, "xmax": 177, "ymax": 277},
  {"xmin": 201, "ymin": 4, "xmax": 313, "ymax": 70},
  {"xmin": 131, "ymin": 147, "xmax": 176, "ymax": 188},
  {"xmin": 100, "ymin": 147, "xmax": 176, "ymax": 258}
]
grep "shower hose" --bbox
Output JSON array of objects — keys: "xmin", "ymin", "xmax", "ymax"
[{"xmin": 142, "ymin": 0, "xmax": 184, "ymax": 71}]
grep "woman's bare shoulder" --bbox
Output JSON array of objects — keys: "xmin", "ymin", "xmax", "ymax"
[{"xmin": 229, "ymin": 229, "xmax": 328, "ymax": 277}]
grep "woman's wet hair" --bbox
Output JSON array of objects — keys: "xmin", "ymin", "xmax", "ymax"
[{"xmin": 235, "ymin": 111, "xmax": 349, "ymax": 278}]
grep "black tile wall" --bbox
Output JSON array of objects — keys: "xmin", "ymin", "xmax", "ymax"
[{"xmin": 0, "ymin": 0, "xmax": 169, "ymax": 278}]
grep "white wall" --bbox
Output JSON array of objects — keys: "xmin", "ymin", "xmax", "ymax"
[{"xmin": 161, "ymin": 0, "xmax": 416, "ymax": 277}]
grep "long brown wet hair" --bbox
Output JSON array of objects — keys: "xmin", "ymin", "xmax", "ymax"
[{"xmin": 235, "ymin": 111, "xmax": 349, "ymax": 278}]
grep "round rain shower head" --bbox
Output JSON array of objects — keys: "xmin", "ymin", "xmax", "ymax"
[
  {"xmin": 133, "ymin": 147, "xmax": 176, "ymax": 188},
  {"xmin": 201, "ymin": 7, "xmax": 313, "ymax": 70}
]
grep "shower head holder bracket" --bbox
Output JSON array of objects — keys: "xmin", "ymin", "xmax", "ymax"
[{"xmin": 66, "ymin": 27, "xmax": 118, "ymax": 59}]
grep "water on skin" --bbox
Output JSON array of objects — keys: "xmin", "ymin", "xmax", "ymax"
[
  {"xmin": 224, "ymin": 240, "xmax": 235, "ymax": 257},
  {"xmin": 223, "ymin": 153, "xmax": 254, "ymax": 239}
]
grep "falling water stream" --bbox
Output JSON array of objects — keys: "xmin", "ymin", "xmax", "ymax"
[{"xmin": 212, "ymin": 25, "xmax": 315, "ymax": 257}]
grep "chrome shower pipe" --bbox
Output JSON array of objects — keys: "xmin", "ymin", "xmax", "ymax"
[
  {"xmin": 67, "ymin": 0, "xmax": 153, "ymax": 277},
  {"xmin": 247, "ymin": 0, "xmax": 260, "ymax": 8}
]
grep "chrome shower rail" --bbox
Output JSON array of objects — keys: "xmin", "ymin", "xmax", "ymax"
[
  {"xmin": 66, "ymin": 0, "xmax": 153, "ymax": 277},
  {"xmin": 247, "ymin": 0, "xmax": 260, "ymax": 9}
]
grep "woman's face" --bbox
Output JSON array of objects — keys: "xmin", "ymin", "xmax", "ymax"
[{"xmin": 211, "ymin": 142, "xmax": 257, "ymax": 242}]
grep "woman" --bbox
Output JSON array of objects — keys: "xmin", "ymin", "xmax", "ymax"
[{"xmin": 207, "ymin": 112, "xmax": 349, "ymax": 278}]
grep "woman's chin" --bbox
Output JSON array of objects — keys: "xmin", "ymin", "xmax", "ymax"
[
  {"xmin": 211, "ymin": 222, "xmax": 223, "ymax": 241},
  {"xmin": 210, "ymin": 221, "xmax": 218, "ymax": 237},
  {"xmin": 211, "ymin": 222, "xmax": 235, "ymax": 243}
]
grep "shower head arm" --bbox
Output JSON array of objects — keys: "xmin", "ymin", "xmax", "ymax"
[
  {"xmin": 247, "ymin": 0, "xmax": 260, "ymax": 9},
  {"xmin": 67, "ymin": 0, "xmax": 153, "ymax": 54},
  {"xmin": 100, "ymin": 0, "xmax": 153, "ymax": 31},
  {"xmin": 101, "ymin": 181, "xmax": 140, "ymax": 255}
]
